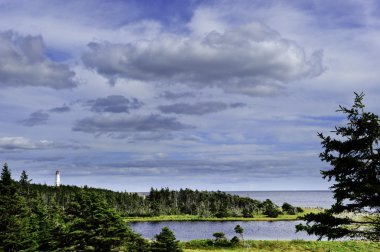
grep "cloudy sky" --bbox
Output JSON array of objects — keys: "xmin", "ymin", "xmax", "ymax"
[{"xmin": 1, "ymin": 0, "xmax": 380, "ymax": 191}]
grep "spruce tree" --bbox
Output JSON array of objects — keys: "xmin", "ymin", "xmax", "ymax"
[
  {"xmin": 0, "ymin": 164, "xmax": 37, "ymax": 251},
  {"xmin": 297, "ymin": 93, "xmax": 380, "ymax": 241},
  {"xmin": 151, "ymin": 227, "xmax": 182, "ymax": 252},
  {"xmin": 19, "ymin": 170, "xmax": 32, "ymax": 195},
  {"xmin": 63, "ymin": 189, "xmax": 133, "ymax": 251}
]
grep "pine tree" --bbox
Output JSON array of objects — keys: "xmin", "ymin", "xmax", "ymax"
[
  {"xmin": 297, "ymin": 93, "xmax": 380, "ymax": 241},
  {"xmin": 234, "ymin": 225, "xmax": 244, "ymax": 245},
  {"xmin": 151, "ymin": 227, "xmax": 182, "ymax": 252},
  {"xmin": 63, "ymin": 189, "xmax": 133, "ymax": 251},
  {"xmin": 0, "ymin": 164, "xmax": 38, "ymax": 251},
  {"xmin": 19, "ymin": 170, "xmax": 32, "ymax": 195}
]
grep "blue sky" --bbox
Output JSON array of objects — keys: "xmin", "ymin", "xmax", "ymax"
[{"xmin": 1, "ymin": 0, "xmax": 380, "ymax": 191}]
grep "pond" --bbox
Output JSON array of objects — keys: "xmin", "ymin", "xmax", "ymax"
[{"xmin": 130, "ymin": 220, "xmax": 319, "ymax": 241}]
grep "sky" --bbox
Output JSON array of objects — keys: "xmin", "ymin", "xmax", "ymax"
[{"xmin": 1, "ymin": 0, "xmax": 380, "ymax": 191}]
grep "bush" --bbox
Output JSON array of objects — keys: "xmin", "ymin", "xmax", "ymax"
[
  {"xmin": 242, "ymin": 208, "xmax": 253, "ymax": 218},
  {"xmin": 296, "ymin": 207, "xmax": 304, "ymax": 213},
  {"xmin": 151, "ymin": 227, "xmax": 182, "ymax": 252},
  {"xmin": 230, "ymin": 236, "xmax": 240, "ymax": 246}
]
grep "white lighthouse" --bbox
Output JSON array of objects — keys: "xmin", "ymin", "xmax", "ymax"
[{"xmin": 55, "ymin": 170, "xmax": 61, "ymax": 186}]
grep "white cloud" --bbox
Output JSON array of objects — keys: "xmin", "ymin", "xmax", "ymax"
[
  {"xmin": 0, "ymin": 137, "xmax": 52, "ymax": 150},
  {"xmin": 82, "ymin": 23, "xmax": 324, "ymax": 96},
  {"xmin": 0, "ymin": 31, "xmax": 77, "ymax": 89}
]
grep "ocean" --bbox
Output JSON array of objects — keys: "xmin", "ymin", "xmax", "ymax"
[{"xmin": 228, "ymin": 190, "xmax": 334, "ymax": 209}]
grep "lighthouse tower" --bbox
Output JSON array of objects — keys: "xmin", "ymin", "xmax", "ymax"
[{"xmin": 55, "ymin": 170, "xmax": 61, "ymax": 186}]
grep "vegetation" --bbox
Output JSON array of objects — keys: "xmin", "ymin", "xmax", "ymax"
[
  {"xmin": 13, "ymin": 182, "xmax": 287, "ymax": 219},
  {"xmin": 146, "ymin": 188, "xmax": 280, "ymax": 218},
  {"xmin": 0, "ymin": 164, "xmax": 188, "ymax": 251},
  {"xmin": 124, "ymin": 208, "xmax": 320, "ymax": 222},
  {"xmin": 234, "ymin": 225, "xmax": 244, "ymax": 246},
  {"xmin": 297, "ymin": 93, "xmax": 380, "ymax": 241},
  {"xmin": 181, "ymin": 240, "xmax": 380, "ymax": 252},
  {"xmin": 181, "ymin": 225, "xmax": 380, "ymax": 251},
  {"xmin": 151, "ymin": 227, "xmax": 183, "ymax": 252},
  {"xmin": 1, "ymin": 164, "xmax": 309, "ymax": 251},
  {"xmin": 282, "ymin": 202, "xmax": 303, "ymax": 215}
]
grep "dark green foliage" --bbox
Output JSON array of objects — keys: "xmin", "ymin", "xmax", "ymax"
[
  {"xmin": 234, "ymin": 224, "xmax": 244, "ymax": 238},
  {"xmin": 296, "ymin": 207, "xmax": 304, "ymax": 213},
  {"xmin": 262, "ymin": 199, "xmax": 281, "ymax": 217},
  {"xmin": 16, "ymin": 184, "xmax": 276, "ymax": 219},
  {"xmin": 297, "ymin": 93, "xmax": 380, "ymax": 241},
  {"xmin": 151, "ymin": 227, "xmax": 182, "ymax": 252},
  {"xmin": 234, "ymin": 224, "xmax": 244, "ymax": 246},
  {"xmin": 124, "ymin": 233, "xmax": 151, "ymax": 252},
  {"xmin": 242, "ymin": 208, "xmax": 253, "ymax": 218},
  {"xmin": 282, "ymin": 202, "xmax": 300, "ymax": 215},
  {"xmin": 0, "ymin": 165, "xmax": 150, "ymax": 252},
  {"xmin": 213, "ymin": 232, "xmax": 226, "ymax": 241},
  {"xmin": 212, "ymin": 232, "xmax": 230, "ymax": 247},
  {"xmin": 147, "ymin": 188, "xmax": 265, "ymax": 217},
  {"xmin": 19, "ymin": 170, "xmax": 31, "ymax": 195},
  {"xmin": 62, "ymin": 189, "xmax": 132, "ymax": 251},
  {"xmin": 0, "ymin": 164, "xmax": 37, "ymax": 251},
  {"xmin": 230, "ymin": 236, "xmax": 240, "ymax": 245}
]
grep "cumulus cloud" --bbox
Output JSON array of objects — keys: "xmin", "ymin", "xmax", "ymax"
[
  {"xmin": 86, "ymin": 95, "xmax": 143, "ymax": 113},
  {"xmin": 19, "ymin": 110, "xmax": 50, "ymax": 127},
  {"xmin": 49, "ymin": 105, "xmax": 71, "ymax": 113},
  {"xmin": 72, "ymin": 114, "xmax": 192, "ymax": 135},
  {"xmin": 0, "ymin": 31, "xmax": 77, "ymax": 89},
  {"xmin": 82, "ymin": 23, "xmax": 324, "ymax": 95},
  {"xmin": 158, "ymin": 101, "xmax": 245, "ymax": 115}
]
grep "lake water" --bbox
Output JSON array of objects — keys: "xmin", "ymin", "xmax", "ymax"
[
  {"xmin": 130, "ymin": 220, "xmax": 319, "ymax": 241},
  {"xmin": 131, "ymin": 191, "xmax": 333, "ymax": 241}
]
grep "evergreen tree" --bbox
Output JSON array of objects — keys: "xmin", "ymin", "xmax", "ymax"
[
  {"xmin": 151, "ymin": 227, "xmax": 182, "ymax": 252},
  {"xmin": 62, "ymin": 189, "xmax": 132, "ymax": 251},
  {"xmin": 297, "ymin": 93, "xmax": 380, "ymax": 241},
  {"xmin": 29, "ymin": 196, "xmax": 65, "ymax": 251},
  {"xmin": 0, "ymin": 163, "xmax": 37, "ymax": 251},
  {"xmin": 234, "ymin": 225, "xmax": 244, "ymax": 245},
  {"xmin": 19, "ymin": 170, "xmax": 32, "ymax": 195}
]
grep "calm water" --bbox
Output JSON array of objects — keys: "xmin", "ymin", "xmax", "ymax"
[
  {"xmin": 131, "ymin": 191, "xmax": 333, "ymax": 241},
  {"xmin": 130, "ymin": 221, "xmax": 319, "ymax": 241}
]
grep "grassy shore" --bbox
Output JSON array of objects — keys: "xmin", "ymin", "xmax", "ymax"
[
  {"xmin": 181, "ymin": 240, "xmax": 380, "ymax": 252},
  {"xmin": 124, "ymin": 208, "xmax": 321, "ymax": 222}
]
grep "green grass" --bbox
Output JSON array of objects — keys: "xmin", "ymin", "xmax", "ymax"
[
  {"xmin": 124, "ymin": 208, "xmax": 322, "ymax": 222},
  {"xmin": 181, "ymin": 240, "xmax": 380, "ymax": 252}
]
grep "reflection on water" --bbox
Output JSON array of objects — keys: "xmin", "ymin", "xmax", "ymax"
[{"xmin": 130, "ymin": 221, "xmax": 319, "ymax": 241}]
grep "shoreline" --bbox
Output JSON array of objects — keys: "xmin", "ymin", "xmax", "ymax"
[{"xmin": 124, "ymin": 208, "xmax": 322, "ymax": 222}]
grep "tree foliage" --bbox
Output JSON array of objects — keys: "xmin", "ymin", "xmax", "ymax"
[
  {"xmin": 0, "ymin": 165, "xmax": 152, "ymax": 251},
  {"xmin": 151, "ymin": 227, "xmax": 182, "ymax": 252},
  {"xmin": 297, "ymin": 93, "xmax": 380, "ymax": 241},
  {"xmin": 62, "ymin": 190, "xmax": 133, "ymax": 251}
]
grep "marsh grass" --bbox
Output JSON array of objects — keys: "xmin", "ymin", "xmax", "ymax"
[
  {"xmin": 181, "ymin": 240, "xmax": 380, "ymax": 252},
  {"xmin": 124, "ymin": 209, "xmax": 322, "ymax": 222}
]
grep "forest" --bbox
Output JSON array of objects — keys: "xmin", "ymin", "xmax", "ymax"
[
  {"xmin": 0, "ymin": 163, "xmax": 299, "ymax": 251},
  {"xmin": 24, "ymin": 176, "xmax": 295, "ymax": 219}
]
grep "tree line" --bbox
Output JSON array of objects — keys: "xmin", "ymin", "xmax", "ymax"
[
  {"xmin": 1, "ymin": 164, "xmax": 296, "ymax": 251},
  {"xmin": 0, "ymin": 164, "xmax": 183, "ymax": 251},
  {"xmin": 20, "ymin": 179, "xmax": 293, "ymax": 219}
]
